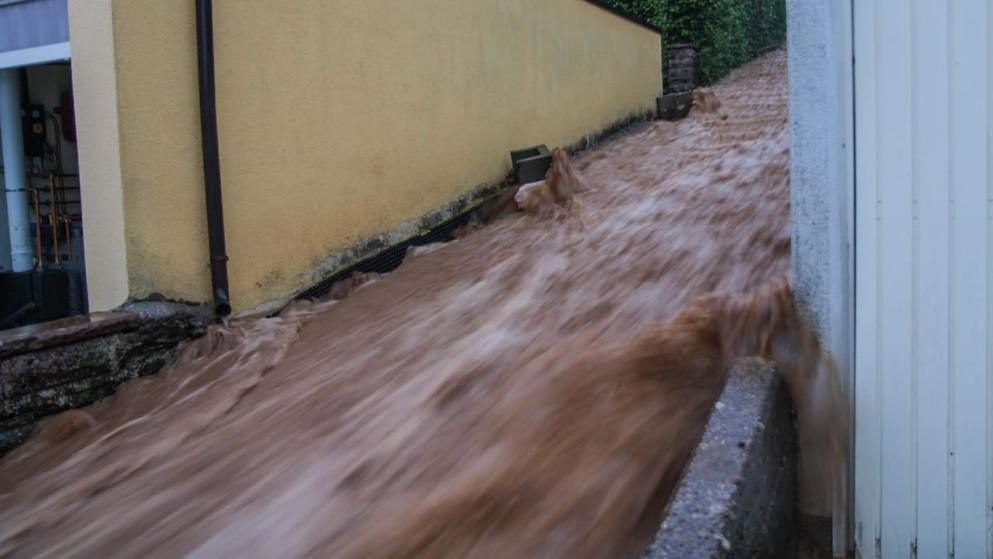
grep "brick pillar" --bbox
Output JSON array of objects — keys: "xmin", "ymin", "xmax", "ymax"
[{"xmin": 666, "ymin": 43, "xmax": 698, "ymax": 93}]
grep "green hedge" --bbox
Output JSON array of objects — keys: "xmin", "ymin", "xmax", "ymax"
[{"xmin": 602, "ymin": 0, "xmax": 786, "ymax": 87}]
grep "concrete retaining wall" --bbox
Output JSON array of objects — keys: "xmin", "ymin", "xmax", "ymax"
[{"xmin": 644, "ymin": 360, "xmax": 797, "ymax": 559}]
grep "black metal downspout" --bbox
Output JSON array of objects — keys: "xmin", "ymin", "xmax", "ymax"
[{"xmin": 195, "ymin": 0, "xmax": 232, "ymax": 318}]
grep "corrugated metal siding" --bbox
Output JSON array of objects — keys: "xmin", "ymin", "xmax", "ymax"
[
  {"xmin": 0, "ymin": 0, "xmax": 68, "ymax": 53},
  {"xmin": 853, "ymin": 1, "xmax": 993, "ymax": 557}
]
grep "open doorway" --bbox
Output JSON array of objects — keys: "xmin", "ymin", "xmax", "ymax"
[{"xmin": 0, "ymin": 62, "xmax": 85, "ymax": 329}]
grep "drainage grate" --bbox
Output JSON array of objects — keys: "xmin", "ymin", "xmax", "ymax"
[{"xmin": 294, "ymin": 211, "xmax": 475, "ymax": 302}]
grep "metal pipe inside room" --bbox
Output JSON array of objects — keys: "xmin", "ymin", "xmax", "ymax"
[{"xmin": 0, "ymin": 68, "xmax": 32, "ymax": 272}]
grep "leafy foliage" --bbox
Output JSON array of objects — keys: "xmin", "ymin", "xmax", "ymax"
[
  {"xmin": 602, "ymin": 0, "xmax": 786, "ymax": 87},
  {"xmin": 601, "ymin": 0, "xmax": 664, "ymax": 23}
]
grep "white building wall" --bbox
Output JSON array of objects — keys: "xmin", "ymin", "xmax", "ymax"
[
  {"xmin": 787, "ymin": 0, "xmax": 855, "ymax": 555},
  {"xmin": 853, "ymin": 1, "xmax": 993, "ymax": 557}
]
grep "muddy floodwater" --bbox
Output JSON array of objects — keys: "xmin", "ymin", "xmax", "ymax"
[{"xmin": 0, "ymin": 51, "xmax": 826, "ymax": 558}]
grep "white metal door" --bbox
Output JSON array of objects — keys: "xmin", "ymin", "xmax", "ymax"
[{"xmin": 853, "ymin": 1, "xmax": 993, "ymax": 557}]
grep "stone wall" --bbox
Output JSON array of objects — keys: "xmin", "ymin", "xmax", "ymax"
[{"xmin": 0, "ymin": 304, "xmax": 207, "ymax": 453}]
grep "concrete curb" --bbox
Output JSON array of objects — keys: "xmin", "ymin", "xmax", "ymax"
[{"xmin": 644, "ymin": 360, "xmax": 797, "ymax": 559}]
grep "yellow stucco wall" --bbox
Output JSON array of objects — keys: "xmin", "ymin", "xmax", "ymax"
[
  {"xmin": 67, "ymin": 0, "xmax": 130, "ymax": 312},
  {"xmin": 72, "ymin": 0, "xmax": 661, "ymax": 312}
]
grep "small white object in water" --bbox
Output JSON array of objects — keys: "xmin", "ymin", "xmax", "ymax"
[
  {"xmin": 514, "ymin": 180, "xmax": 547, "ymax": 210},
  {"xmin": 715, "ymin": 533, "xmax": 732, "ymax": 552},
  {"xmin": 406, "ymin": 243, "xmax": 448, "ymax": 259}
]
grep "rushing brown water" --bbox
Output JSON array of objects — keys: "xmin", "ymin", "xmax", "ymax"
[{"xmin": 0, "ymin": 50, "xmax": 840, "ymax": 558}]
